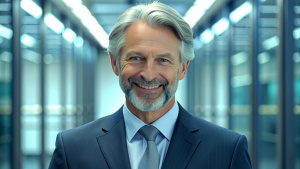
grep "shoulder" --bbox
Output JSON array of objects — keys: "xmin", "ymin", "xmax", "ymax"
[
  {"xmin": 177, "ymin": 103, "xmax": 244, "ymax": 142},
  {"xmin": 175, "ymin": 104, "xmax": 251, "ymax": 168},
  {"xmin": 59, "ymin": 106, "xmax": 124, "ymax": 141}
]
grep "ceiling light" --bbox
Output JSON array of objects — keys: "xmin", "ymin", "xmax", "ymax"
[
  {"xmin": 73, "ymin": 5, "xmax": 91, "ymax": 20},
  {"xmin": 231, "ymin": 74, "xmax": 252, "ymax": 87},
  {"xmin": 44, "ymin": 54, "xmax": 53, "ymax": 64},
  {"xmin": 22, "ymin": 49, "xmax": 41, "ymax": 63},
  {"xmin": 258, "ymin": 52, "xmax": 270, "ymax": 64},
  {"xmin": 44, "ymin": 13, "xmax": 64, "ymax": 34},
  {"xmin": 194, "ymin": 36, "xmax": 203, "ymax": 50},
  {"xmin": 294, "ymin": 27, "xmax": 300, "ymax": 39},
  {"xmin": 63, "ymin": 0, "xmax": 81, "ymax": 8},
  {"xmin": 230, "ymin": 1, "xmax": 252, "ymax": 23},
  {"xmin": 295, "ymin": 6, "xmax": 300, "ymax": 14},
  {"xmin": 263, "ymin": 36, "xmax": 279, "ymax": 50},
  {"xmin": 21, "ymin": 34, "xmax": 36, "ymax": 47},
  {"xmin": 74, "ymin": 36, "xmax": 84, "ymax": 48},
  {"xmin": 0, "ymin": 24, "xmax": 13, "ymax": 39},
  {"xmin": 184, "ymin": 0, "xmax": 215, "ymax": 28},
  {"xmin": 82, "ymin": 15, "xmax": 108, "ymax": 48},
  {"xmin": 184, "ymin": 8, "xmax": 204, "ymax": 28},
  {"xmin": 200, "ymin": 29, "xmax": 214, "ymax": 44},
  {"xmin": 231, "ymin": 52, "xmax": 248, "ymax": 66},
  {"xmin": 90, "ymin": 24, "xmax": 109, "ymax": 48},
  {"xmin": 294, "ymin": 53, "xmax": 300, "ymax": 63},
  {"xmin": 212, "ymin": 18, "xmax": 229, "ymax": 35},
  {"xmin": 81, "ymin": 15, "xmax": 98, "ymax": 29},
  {"xmin": 1, "ymin": 51, "xmax": 12, "ymax": 62},
  {"xmin": 20, "ymin": 0, "xmax": 42, "ymax": 19},
  {"xmin": 194, "ymin": 0, "xmax": 216, "ymax": 9},
  {"xmin": 63, "ymin": 28, "xmax": 76, "ymax": 43},
  {"xmin": 67, "ymin": 3, "xmax": 108, "ymax": 48}
]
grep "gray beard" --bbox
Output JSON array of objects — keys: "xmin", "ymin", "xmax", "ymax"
[{"xmin": 119, "ymin": 73, "xmax": 179, "ymax": 112}]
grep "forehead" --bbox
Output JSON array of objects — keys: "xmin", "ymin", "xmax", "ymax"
[{"xmin": 122, "ymin": 21, "xmax": 180, "ymax": 56}]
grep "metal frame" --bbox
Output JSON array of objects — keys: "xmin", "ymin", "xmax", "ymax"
[
  {"xmin": 277, "ymin": 0, "xmax": 295, "ymax": 168},
  {"xmin": 227, "ymin": 1, "xmax": 233, "ymax": 130},
  {"xmin": 210, "ymin": 39, "xmax": 217, "ymax": 124},
  {"xmin": 61, "ymin": 22, "xmax": 67, "ymax": 131},
  {"xmin": 11, "ymin": 0, "xmax": 22, "ymax": 168},
  {"xmin": 187, "ymin": 56, "xmax": 195, "ymax": 114},
  {"xmin": 75, "ymin": 36, "xmax": 84, "ymax": 127},
  {"xmin": 249, "ymin": 0, "xmax": 261, "ymax": 168},
  {"xmin": 40, "ymin": 0, "xmax": 47, "ymax": 168},
  {"xmin": 195, "ymin": 49, "xmax": 204, "ymax": 117}
]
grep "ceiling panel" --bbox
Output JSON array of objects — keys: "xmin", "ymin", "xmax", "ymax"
[
  {"xmin": 90, "ymin": 3, "xmax": 133, "ymax": 14},
  {"xmin": 82, "ymin": 0, "xmax": 195, "ymax": 34}
]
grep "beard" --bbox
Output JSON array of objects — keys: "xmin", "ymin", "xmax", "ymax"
[{"xmin": 119, "ymin": 73, "xmax": 179, "ymax": 112}]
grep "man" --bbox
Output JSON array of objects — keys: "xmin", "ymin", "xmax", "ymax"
[{"xmin": 49, "ymin": 2, "xmax": 251, "ymax": 169}]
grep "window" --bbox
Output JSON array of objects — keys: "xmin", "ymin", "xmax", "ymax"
[{"xmin": 0, "ymin": 0, "xmax": 12, "ymax": 168}]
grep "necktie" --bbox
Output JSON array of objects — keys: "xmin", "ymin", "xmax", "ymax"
[{"xmin": 138, "ymin": 125, "xmax": 159, "ymax": 169}]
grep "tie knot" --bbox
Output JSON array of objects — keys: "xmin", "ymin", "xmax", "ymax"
[{"xmin": 139, "ymin": 125, "xmax": 159, "ymax": 141}]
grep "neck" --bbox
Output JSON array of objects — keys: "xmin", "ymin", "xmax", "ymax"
[{"xmin": 126, "ymin": 97, "xmax": 175, "ymax": 124}]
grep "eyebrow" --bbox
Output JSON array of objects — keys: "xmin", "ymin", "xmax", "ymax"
[
  {"xmin": 157, "ymin": 53, "xmax": 172, "ymax": 58},
  {"xmin": 124, "ymin": 51, "xmax": 174, "ymax": 60},
  {"xmin": 125, "ymin": 51, "xmax": 144, "ymax": 58}
]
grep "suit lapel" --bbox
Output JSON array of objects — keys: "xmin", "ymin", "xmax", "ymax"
[
  {"xmin": 96, "ymin": 108, "xmax": 131, "ymax": 169},
  {"xmin": 162, "ymin": 104, "xmax": 202, "ymax": 169}
]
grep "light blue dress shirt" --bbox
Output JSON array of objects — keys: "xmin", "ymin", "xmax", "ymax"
[{"xmin": 123, "ymin": 102, "xmax": 179, "ymax": 169}]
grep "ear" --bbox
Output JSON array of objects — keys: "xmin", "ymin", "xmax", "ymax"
[
  {"xmin": 110, "ymin": 53, "xmax": 119, "ymax": 76},
  {"xmin": 178, "ymin": 60, "xmax": 190, "ymax": 80}
]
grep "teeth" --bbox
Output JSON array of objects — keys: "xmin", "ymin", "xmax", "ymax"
[{"xmin": 137, "ymin": 84, "xmax": 160, "ymax": 89}]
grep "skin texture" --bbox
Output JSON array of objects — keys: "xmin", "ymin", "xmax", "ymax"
[{"xmin": 110, "ymin": 21, "xmax": 189, "ymax": 124}]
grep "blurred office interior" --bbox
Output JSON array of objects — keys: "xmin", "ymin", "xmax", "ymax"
[{"xmin": 0, "ymin": 0, "xmax": 299, "ymax": 168}]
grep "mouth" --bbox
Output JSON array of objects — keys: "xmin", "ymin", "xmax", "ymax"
[{"xmin": 135, "ymin": 83, "xmax": 161, "ymax": 89}]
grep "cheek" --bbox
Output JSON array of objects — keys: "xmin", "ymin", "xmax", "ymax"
[
  {"xmin": 120, "ymin": 65, "xmax": 140, "ymax": 81},
  {"xmin": 160, "ymin": 69, "xmax": 179, "ymax": 84}
]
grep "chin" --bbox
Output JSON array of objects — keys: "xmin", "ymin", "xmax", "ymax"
[{"xmin": 128, "ymin": 89, "xmax": 175, "ymax": 112}]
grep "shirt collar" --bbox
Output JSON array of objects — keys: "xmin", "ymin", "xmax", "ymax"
[{"xmin": 123, "ymin": 102, "xmax": 179, "ymax": 142}]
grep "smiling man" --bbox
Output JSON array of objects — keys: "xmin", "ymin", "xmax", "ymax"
[
  {"xmin": 49, "ymin": 2, "xmax": 251, "ymax": 169},
  {"xmin": 111, "ymin": 21, "xmax": 188, "ymax": 125}
]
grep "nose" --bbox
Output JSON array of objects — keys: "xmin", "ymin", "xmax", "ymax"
[{"xmin": 139, "ymin": 61, "xmax": 158, "ymax": 82}]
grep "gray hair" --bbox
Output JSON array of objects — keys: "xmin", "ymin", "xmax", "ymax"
[{"xmin": 107, "ymin": 1, "xmax": 194, "ymax": 64}]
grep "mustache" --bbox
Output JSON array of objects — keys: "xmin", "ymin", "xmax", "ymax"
[{"xmin": 128, "ymin": 77, "xmax": 168, "ymax": 86}]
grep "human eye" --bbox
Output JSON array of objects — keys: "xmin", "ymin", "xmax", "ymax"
[
  {"xmin": 157, "ymin": 58, "xmax": 170, "ymax": 64},
  {"xmin": 159, "ymin": 58, "xmax": 168, "ymax": 62},
  {"xmin": 130, "ymin": 56, "xmax": 142, "ymax": 61}
]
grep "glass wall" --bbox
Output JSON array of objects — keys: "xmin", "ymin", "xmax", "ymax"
[
  {"xmin": 229, "ymin": 0, "xmax": 252, "ymax": 142},
  {"xmin": 44, "ymin": 12, "xmax": 64, "ymax": 168},
  {"xmin": 190, "ymin": 42, "xmax": 203, "ymax": 118},
  {"xmin": 20, "ymin": 0, "xmax": 42, "ymax": 168},
  {"xmin": 190, "ymin": 0, "xmax": 299, "ymax": 168},
  {"xmin": 258, "ymin": 0, "xmax": 279, "ymax": 168},
  {"xmin": 43, "ymin": 9, "xmax": 97, "ymax": 169},
  {"xmin": 0, "ymin": 1, "xmax": 12, "ymax": 169},
  {"xmin": 190, "ymin": 0, "xmax": 253, "ymax": 151},
  {"xmin": 190, "ymin": 10, "xmax": 230, "ymax": 128},
  {"xmin": 196, "ymin": 29, "xmax": 215, "ymax": 123},
  {"xmin": 213, "ymin": 15, "xmax": 230, "ymax": 128},
  {"xmin": 0, "ymin": 0, "xmax": 100, "ymax": 168},
  {"xmin": 295, "ymin": 0, "xmax": 300, "ymax": 168}
]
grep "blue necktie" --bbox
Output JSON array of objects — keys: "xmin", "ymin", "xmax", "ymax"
[{"xmin": 138, "ymin": 125, "xmax": 159, "ymax": 169}]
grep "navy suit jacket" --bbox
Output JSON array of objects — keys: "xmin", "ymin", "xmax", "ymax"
[{"xmin": 49, "ymin": 104, "xmax": 251, "ymax": 169}]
